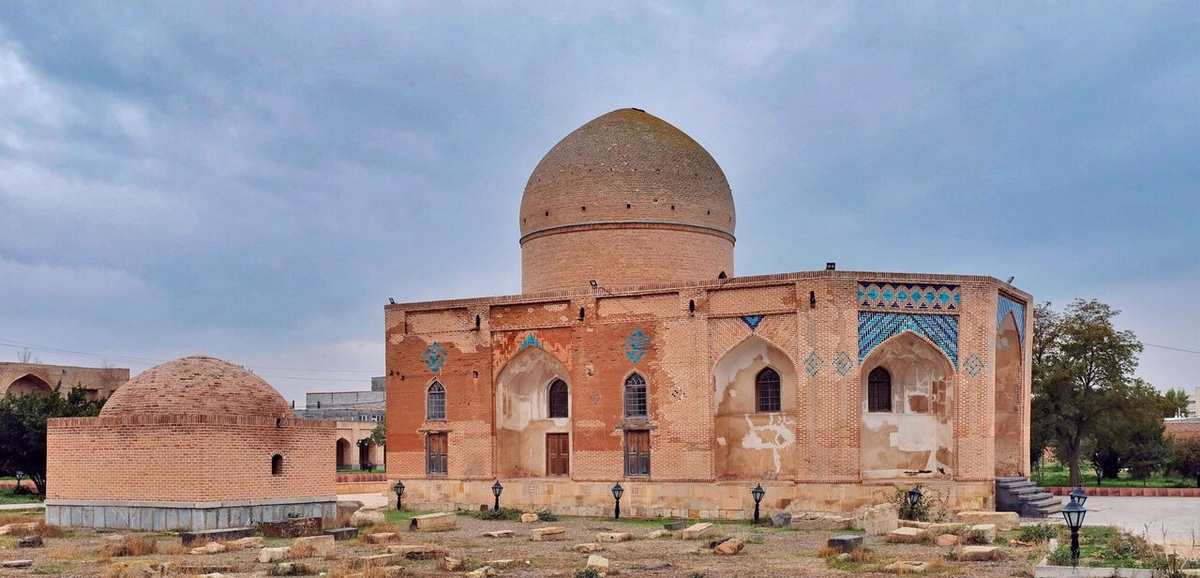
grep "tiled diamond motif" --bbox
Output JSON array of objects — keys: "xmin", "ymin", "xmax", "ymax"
[
  {"xmin": 964, "ymin": 352, "xmax": 985, "ymax": 378},
  {"xmin": 833, "ymin": 351, "xmax": 854, "ymax": 376},
  {"xmin": 858, "ymin": 311, "xmax": 958, "ymax": 367},
  {"xmin": 804, "ymin": 351, "xmax": 824, "ymax": 376},
  {"xmin": 997, "ymin": 294, "xmax": 1027, "ymax": 342},
  {"xmin": 858, "ymin": 282, "xmax": 960, "ymax": 311},
  {"xmin": 520, "ymin": 332, "xmax": 542, "ymax": 350},
  {"xmin": 623, "ymin": 329, "xmax": 652, "ymax": 364},
  {"xmin": 422, "ymin": 342, "xmax": 447, "ymax": 373},
  {"xmin": 741, "ymin": 315, "xmax": 764, "ymax": 331}
]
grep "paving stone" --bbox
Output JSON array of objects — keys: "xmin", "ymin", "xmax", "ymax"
[
  {"xmin": 189, "ymin": 541, "xmax": 226, "ymax": 555},
  {"xmin": 350, "ymin": 509, "xmax": 386, "ymax": 526},
  {"xmin": 17, "ymin": 535, "xmax": 42, "ymax": 548},
  {"xmin": 827, "ymin": 534, "xmax": 863, "ymax": 553},
  {"xmin": 262, "ymin": 517, "xmax": 322, "ymax": 539},
  {"xmin": 232, "ymin": 536, "xmax": 264, "ymax": 548},
  {"xmin": 681, "ymin": 522, "xmax": 714, "ymax": 539},
  {"xmin": 858, "ymin": 503, "xmax": 899, "ymax": 535},
  {"xmin": 485, "ymin": 559, "xmax": 516, "ymax": 568},
  {"xmin": 466, "ymin": 565, "xmax": 496, "ymax": 578},
  {"xmin": 180, "ymin": 528, "xmax": 254, "ymax": 547}
]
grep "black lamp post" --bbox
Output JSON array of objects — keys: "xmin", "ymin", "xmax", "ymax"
[
  {"xmin": 751, "ymin": 484, "xmax": 765, "ymax": 523},
  {"xmin": 1069, "ymin": 486, "xmax": 1088, "ymax": 506},
  {"xmin": 393, "ymin": 480, "xmax": 405, "ymax": 511},
  {"xmin": 906, "ymin": 486, "xmax": 923, "ymax": 520},
  {"xmin": 14, "ymin": 471, "xmax": 23, "ymax": 491},
  {"xmin": 1062, "ymin": 500, "xmax": 1087, "ymax": 567},
  {"xmin": 611, "ymin": 483, "xmax": 624, "ymax": 520},
  {"xmin": 491, "ymin": 481, "xmax": 503, "ymax": 512}
]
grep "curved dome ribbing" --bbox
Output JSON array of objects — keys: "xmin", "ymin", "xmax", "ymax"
[
  {"xmin": 101, "ymin": 356, "xmax": 291, "ymax": 419},
  {"xmin": 519, "ymin": 109, "xmax": 736, "ymax": 293}
]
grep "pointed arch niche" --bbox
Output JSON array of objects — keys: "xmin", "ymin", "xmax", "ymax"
[
  {"xmin": 3, "ymin": 374, "xmax": 52, "ymax": 396},
  {"xmin": 712, "ymin": 336, "xmax": 798, "ymax": 480},
  {"xmin": 495, "ymin": 347, "xmax": 572, "ymax": 478},
  {"xmin": 995, "ymin": 311, "xmax": 1024, "ymax": 476},
  {"xmin": 859, "ymin": 330, "xmax": 955, "ymax": 479}
]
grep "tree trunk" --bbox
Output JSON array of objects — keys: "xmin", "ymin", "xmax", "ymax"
[
  {"xmin": 31, "ymin": 472, "xmax": 46, "ymax": 496},
  {"xmin": 1067, "ymin": 445, "xmax": 1083, "ymax": 487}
]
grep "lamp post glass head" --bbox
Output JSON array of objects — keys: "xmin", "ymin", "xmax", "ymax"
[
  {"xmin": 492, "ymin": 481, "xmax": 503, "ymax": 498},
  {"xmin": 751, "ymin": 484, "xmax": 765, "ymax": 504},
  {"xmin": 14, "ymin": 471, "xmax": 22, "ymax": 485},
  {"xmin": 1062, "ymin": 500, "xmax": 1087, "ymax": 566},
  {"xmin": 611, "ymin": 483, "xmax": 623, "ymax": 501},
  {"xmin": 1069, "ymin": 486, "xmax": 1088, "ymax": 506},
  {"xmin": 393, "ymin": 481, "xmax": 405, "ymax": 510}
]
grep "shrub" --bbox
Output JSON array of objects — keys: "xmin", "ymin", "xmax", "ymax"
[
  {"xmin": 574, "ymin": 568, "xmax": 602, "ymax": 578},
  {"xmin": 535, "ymin": 508, "xmax": 558, "ymax": 522},
  {"xmin": 1016, "ymin": 523, "xmax": 1059, "ymax": 543}
]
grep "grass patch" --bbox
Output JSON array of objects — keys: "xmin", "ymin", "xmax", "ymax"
[
  {"xmin": 1045, "ymin": 525, "xmax": 1177, "ymax": 570},
  {"xmin": 98, "ymin": 535, "xmax": 158, "ymax": 560},
  {"xmin": 0, "ymin": 492, "xmax": 44, "ymax": 505},
  {"xmin": 1033, "ymin": 462, "xmax": 1195, "ymax": 488}
]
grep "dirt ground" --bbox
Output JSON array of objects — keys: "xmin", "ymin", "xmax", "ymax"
[{"xmin": 0, "ymin": 510, "xmax": 1047, "ymax": 578}]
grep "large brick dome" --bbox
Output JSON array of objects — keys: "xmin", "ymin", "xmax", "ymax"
[
  {"xmin": 101, "ymin": 355, "xmax": 291, "ymax": 419},
  {"xmin": 519, "ymin": 108, "xmax": 736, "ymax": 293}
]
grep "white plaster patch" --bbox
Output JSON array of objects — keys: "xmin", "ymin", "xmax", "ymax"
[
  {"xmin": 716, "ymin": 437, "xmax": 727, "ymax": 446},
  {"xmin": 740, "ymin": 414, "xmax": 796, "ymax": 473}
]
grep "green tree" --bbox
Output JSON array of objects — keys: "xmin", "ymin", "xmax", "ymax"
[
  {"xmin": 1032, "ymin": 299, "xmax": 1144, "ymax": 487},
  {"xmin": 1171, "ymin": 438, "xmax": 1200, "ymax": 487},
  {"xmin": 370, "ymin": 416, "xmax": 385, "ymax": 447},
  {"xmin": 1088, "ymin": 379, "xmax": 1169, "ymax": 482},
  {"xmin": 0, "ymin": 385, "xmax": 105, "ymax": 494},
  {"xmin": 1162, "ymin": 388, "xmax": 1191, "ymax": 418}
]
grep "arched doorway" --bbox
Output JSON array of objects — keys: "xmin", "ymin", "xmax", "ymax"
[
  {"xmin": 3, "ymin": 374, "xmax": 52, "ymax": 396},
  {"xmin": 336, "ymin": 438, "xmax": 352, "ymax": 470},
  {"xmin": 712, "ymin": 336, "xmax": 798, "ymax": 480},
  {"xmin": 995, "ymin": 312, "xmax": 1024, "ymax": 475},
  {"xmin": 495, "ymin": 348, "xmax": 572, "ymax": 478},
  {"xmin": 860, "ymin": 330, "xmax": 956, "ymax": 479}
]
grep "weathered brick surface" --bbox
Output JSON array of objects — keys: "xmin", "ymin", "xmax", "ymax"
[{"xmin": 0, "ymin": 362, "xmax": 128, "ymax": 399}]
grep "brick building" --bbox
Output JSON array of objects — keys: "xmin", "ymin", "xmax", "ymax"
[
  {"xmin": 293, "ymin": 377, "xmax": 386, "ymax": 470},
  {"xmin": 384, "ymin": 109, "xmax": 1032, "ymax": 518},
  {"xmin": 0, "ymin": 361, "xmax": 128, "ymax": 399},
  {"xmin": 46, "ymin": 356, "xmax": 336, "ymax": 530}
]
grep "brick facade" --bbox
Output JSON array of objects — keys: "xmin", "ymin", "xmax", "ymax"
[{"xmin": 0, "ymin": 362, "xmax": 128, "ymax": 399}]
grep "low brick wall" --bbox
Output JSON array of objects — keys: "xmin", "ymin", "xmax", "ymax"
[
  {"xmin": 1046, "ymin": 487, "xmax": 1200, "ymax": 497},
  {"xmin": 336, "ymin": 473, "xmax": 387, "ymax": 483},
  {"xmin": 336, "ymin": 481, "xmax": 389, "ymax": 495}
]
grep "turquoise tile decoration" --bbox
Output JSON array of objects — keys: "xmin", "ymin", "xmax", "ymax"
[
  {"xmin": 858, "ymin": 311, "xmax": 959, "ymax": 367},
  {"xmin": 741, "ymin": 315, "xmax": 764, "ymax": 331},
  {"xmin": 857, "ymin": 282, "xmax": 960, "ymax": 311},
  {"xmin": 964, "ymin": 352, "xmax": 985, "ymax": 378},
  {"xmin": 804, "ymin": 351, "xmax": 824, "ymax": 376},
  {"xmin": 833, "ymin": 351, "xmax": 854, "ymax": 376},
  {"xmin": 624, "ymin": 329, "xmax": 652, "ymax": 364},
  {"xmin": 997, "ymin": 294, "xmax": 1026, "ymax": 341},
  {"xmin": 520, "ymin": 332, "xmax": 542, "ymax": 350},
  {"xmin": 422, "ymin": 342, "xmax": 448, "ymax": 373}
]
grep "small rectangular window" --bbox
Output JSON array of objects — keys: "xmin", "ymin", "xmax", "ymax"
[
  {"xmin": 426, "ymin": 432, "xmax": 448, "ymax": 476},
  {"xmin": 624, "ymin": 430, "xmax": 650, "ymax": 477}
]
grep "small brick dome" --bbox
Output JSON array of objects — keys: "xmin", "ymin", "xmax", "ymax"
[
  {"xmin": 101, "ymin": 356, "xmax": 291, "ymax": 419},
  {"xmin": 519, "ymin": 109, "xmax": 737, "ymax": 293}
]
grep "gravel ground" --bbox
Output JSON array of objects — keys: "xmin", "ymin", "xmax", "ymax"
[{"xmin": 0, "ymin": 510, "xmax": 1050, "ymax": 578}]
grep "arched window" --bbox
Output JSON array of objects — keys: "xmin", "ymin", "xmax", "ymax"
[
  {"xmin": 755, "ymin": 367, "xmax": 781, "ymax": 412},
  {"xmin": 868, "ymin": 367, "xmax": 892, "ymax": 412},
  {"xmin": 624, "ymin": 373, "xmax": 647, "ymax": 418},
  {"xmin": 548, "ymin": 379, "xmax": 569, "ymax": 418},
  {"xmin": 427, "ymin": 381, "xmax": 446, "ymax": 420},
  {"xmin": 271, "ymin": 454, "xmax": 283, "ymax": 475}
]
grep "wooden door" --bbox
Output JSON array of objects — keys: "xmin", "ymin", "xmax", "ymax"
[
  {"xmin": 426, "ymin": 432, "xmax": 447, "ymax": 475},
  {"xmin": 624, "ymin": 430, "xmax": 650, "ymax": 477},
  {"xmin": 546, "ymin": 433, "xmax": 569, "ymax": 476}
]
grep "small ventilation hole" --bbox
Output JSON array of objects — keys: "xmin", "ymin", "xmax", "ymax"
[
  {"xmin": 545, "ymin": 211, "xmax": 549, "ymax": 216},
  {"xmin": 581, "ymin": 206, "xmax": 586, "ymax": 211},
  {"xmin": 626, "ymin": 203, "xmax": 631, "ymax": 209}
]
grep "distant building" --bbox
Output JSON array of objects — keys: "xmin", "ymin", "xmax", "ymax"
[
  {"xmin": 293, "ymin": 377, "xmax": 385, "ymax": 470},
  {"xmin": 0, "ymin": 362, "xmax": 128, "ymax": 399}
]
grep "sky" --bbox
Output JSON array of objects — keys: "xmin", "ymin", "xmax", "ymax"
[{"xmin": 1, "ymin": 3, "xmax": 1197, "ymax": 406}]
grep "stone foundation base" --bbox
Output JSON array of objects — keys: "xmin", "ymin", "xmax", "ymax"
[
  {"xmin": 45, "ymin": 497, "xmax": 338, "ymax": 531},
  {"xmin": 389, "ymin": 479, "xmax": 994, "ymax": 520}
]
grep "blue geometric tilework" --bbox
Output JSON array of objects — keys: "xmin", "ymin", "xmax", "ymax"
[
  {"xmin": 422, "ymin": 342, "xmax": 447, "ymax": 373},
  {"xmin": 520, "ymin": 332, "xmax": 542, "ymax": 350},
  {"xmin": 804, "ymin": 351, "xmax": 824, "ymax": 376},
  {"xmin": 858, "ymin": 282, "xmax": 960, "ymax": 312},
  {"xmin": 833, "ymin": 351, "xmax": 854, "ymax": 376},
  {"xmin": 964, "ymin": 352, "xmax": 986, "ymax": 378},
  {"xmin": 858, "ymin": 311, "xmax": 959, "ymax": 367},
  {"xmin": 741, "ymin": 315, "xmax": 764, "ymax": 331},
  {"xmin": 997, "ymin": 294, "xmax": 1026, "ymax": 342},
  {"xmin": 624, "ymin": 329, "xmax": 652, "ymax": 364}
]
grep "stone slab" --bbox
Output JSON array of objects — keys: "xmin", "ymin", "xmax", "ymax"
[
  {"xmin": 258, "ymin": 547, "xmax": 290, "ymax": 563},
  {"xmin": 408, "ymin": 512, "xmax": 456, "ymax": 532},
  {"xmin": 714, "ymin": 538, "xmax": 744, "ymax": 555},
  {"xmin": 354, "ymin": 553, "xmax": 404, "ymax": 568},
  {"xmin": 364, "ymin": 532, "xmax": 399, "ymax": 544},
  {"xmin": 262, "ymin": 517, "xmax": 322, "ymax": 539},
  {"xmin": 827, "ymin": 534, "xmax": 863, "ymax": 553},
  {"xmin": 324, "ymin": 527, "xmax": 359, "ymax": 541},
  {"xmin": 596, "ymin": 532, "xmax": 631, "ymax": 542},
  {"xmin": 959, "ymin": 545, "xmax": 999, "ymax": 561},
  {"xmin": 481, "ymin": 530, "xmax": 514, "ymax": 538},
  {"xmin": 955, "ymin": 510, "xmax": 1019, "ymax": 531},
  {"xmin": 181, "ymin": 527, "xmax": 256, "ymax": 547},
  {"xmin": 574, "ymin": 543, "xmax": 604, "ymax": 553},
  {"xmin": 663, "ymin": 521, "xmax": 688, "ymax": 531},
  {"xmin": 966, "ymin": 523, "xmax": 997, "ymax": 544},
  {"xmin": 885, "ymin": 561, "xmax": 930, "ymax": 573},
  {"xmin": 681, "ymin": 522, "xmax": 714, "ymax": 539},
  {"xmin": 386, "ymin": 544, "xmax": 448, "ymax": 560},
  {"xmin": 1, "ymin": 560, "xmax": 33, "ymax": 568},
  {"xmin": 886, "ymin": 527, "xmax": 928, "ymax": 544},
  {"xmin": 530, "ymin": 526, "xmax": 566, "ymax": 541},
  {"xmin": 293, "ymin": 535, "xmax": 335, "ymax": 558}
]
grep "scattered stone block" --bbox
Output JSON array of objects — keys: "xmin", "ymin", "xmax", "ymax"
[
  {"xmin": 826, "ymin": 534, "xmax": 863, "ymax": 553},
  {"xmin": 714, "ymin": 538, "xmax": 744, "ymax": 555},
  {"xmin": 927, "ymin": 522, "xmax": 966, "ymax": 535},
  {"xmin": 482, "ymin": 530, "xmax": 514, "ymax": 538},
  {"xmin": 884, "ymin": 560, "xmax": 929, "ymax": 573},
  {"xmin": 521, "ymin": 513, "xmax": 539, "ymax": 523},
  {"xmin": 1, "ymin": 560, "xmax": 33, "ymax": 568},
  {"xmin": 791, "ymin": 512, "xmax": 855, "ymax": 531},
  {"xmin": 262, "ymin": 516, "xmax": 322, "ymax": 538},
  {"xmin": 935, "ymin": 534, "xmax": 960, "ymax": 547},
  {"xmin": 259, "ymin": 547, "xmax": 290, "ymax": 563},
  {"xmin": 364, "ymin": 532, "xmax": 399, "ymax": 544},
  {"xmin": 108, "ymin": 560, "xmax": 165, "ymax": 578},
  {"xmin": 292, "ymin": 535, "xmax": 335, "ymax": 558},
  {"xmin": 959, "ymin": 545, "xmax": 1000, "ymax": 561},
  {"xmin": 350, "ymin": 508, "xmax": 387, "ymax": 527},
  {"xmin": 886, "ymin": 527, "xmax": 928, "ymax": 544},
  {"xmin": 530, "ymin": 526, "xmax": 566, "ymax": 541},
  {"xmin": 387, "ymin": 544, "xmax": 448, "ymax": 560},
  {"xmin": 707, "ymin": 536, "xmax": 732, "ymax": 549},
  {"xmin": 574, "ymin": 543, "xmax": 604, "ymax": 553},
  {"xmin": 663, "ymin": 521, "xmax": 688, "ymax": 531},
  {"xmin": 189, "ymin": 541, "xmax": 227, "ymax": 555},
  {"xmin": 586, "ymin": 554, "xmax": 609, "ymax": 572},
  {"xmin": 596, "ymin": 532, "xmax": 631, "ymax": 542},
  {"xmin": 17, "ymin": 535, "xmax": 42, "ymax": 548},
  {"xmin": 955, "ymin": 511, "xmax": 1018, "ymax": 531},
  {"xmin": 485, "ymin": 559, "xmax": 516, "ymax": 568},
  {"xmin": 232, "ymin": 536, "xmax": 264, "ymax": 548},
  {"xmin": 441, "ymin": 556, "xmax": 464, "ymax": 571},
  {"xmin": 643, "ymin": 529, "xmax": 672, "ymax": 540},
  {"xmin": 354, "ymin": 553, "xmax": 404, "ymax": 568},
  {"xmin": 198, "ymin": 573, "xmax": 225, "ymax": 578},
  {"xmin": 681, "ymin": 522, "xmax": 714, "ymax": 539},
  {"xmin": 770, "ymin": 512, "xmax": 792, "ymax": 528},
  {"xmin": 966, "ymin": 523, "xmax": 997, "ymax": 544},
  {"xmin": 181, "ymin": 527, "xmax": 255, "ymax": 547},
  {"xmin": 858, "ymin": 503, "xmax": 899, "ymax": 535},
  {"xmin": 466, "ymin": 566, "xmax": 496, "ymax": 578},
  {"xmin": 323, "ymin": 527, "xmax": 358, "ymax": 541},
  {"xmin": 408, "ymin": 512, "xmax": 456, "ymax": 532},
  {"xmin": 0, "ymin": 522, "xmax": 39, "ymax": 536},
  {"xmin": 644, "ymin": 561, "xmax": 672, "ymax": 570}
]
